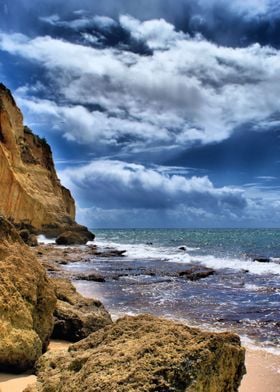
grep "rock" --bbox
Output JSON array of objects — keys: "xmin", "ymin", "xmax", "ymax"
[
  {"xmin": 51, "ymin": 278, "xmax": 112, "ymax": 342},
  {"xmin": 43, "ymin": 222, "xmax": 95, "ymax": 242},
  {"xmin": 179, "ymin": 266, "xmax": 215, "ymax": 281},
  {"xmin": 93, "ymin": 248, "xmax": 127, "ymax": 257},
  {"xmin": 28, "ymin": 314, "xmax": 246, "ymax": 392},
  {"xmin": 75, "ymin": 273, "xmax": 106, "ymax": 282},
  {"xmin": 19, "ymin": 229, "xmax": 38, "ymax": 247},
  {"xmin": 0, "ymin": 83, "xmax": 76, "ymax": 231},
  {"xmin": 56, "ymin": 231, "xmax": 90, "ymax": 245},
  {"xmin": 179, "ymin": 246, "xmax": 187, "ymax": 251},
  {"xmin": 253, "ymin": 257, "xmax": 271, "ymax": 263},
  {"xmin": 0, "ymin": 216, "xmax": 56, "ymax": 372}
]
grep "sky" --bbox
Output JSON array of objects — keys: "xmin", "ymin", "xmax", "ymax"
[{"xmin": 1, "ymin": 0, "xmax": 280, "ymax": 228}]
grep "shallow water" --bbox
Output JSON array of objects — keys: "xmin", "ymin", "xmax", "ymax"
[{"xmin": 64, "ymin": 228, "xmax": 280, "ymax": 353}]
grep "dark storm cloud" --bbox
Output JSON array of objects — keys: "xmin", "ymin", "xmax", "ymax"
[
  {"xmin": 60, "ymin": 160, "xmax": 247, "ymax": 211},
  {"xmin": 1, "ymin": 0, "xmax": 280, "ymax": 47}
]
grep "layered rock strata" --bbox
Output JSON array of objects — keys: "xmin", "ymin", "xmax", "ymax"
[{"xmin": 0, "ymin": 84, "xmax": 77, "ymax": 234}]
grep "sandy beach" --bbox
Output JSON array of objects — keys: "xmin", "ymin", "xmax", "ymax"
[
  {"xmin": 0, "ymin": 344, "xmax": 279, "ymax": 392},
  {"xmin": 0, "ymin": 341, "xmax": 71, "ymax": 392},
  {"xmin": 239, "ymin": 349, "xmax": 280, "ymax": 392}
]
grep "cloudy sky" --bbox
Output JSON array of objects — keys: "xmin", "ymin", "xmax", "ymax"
[{"xmin": 1, "ymin": 0, "xmax": 280, "ymax": 228}]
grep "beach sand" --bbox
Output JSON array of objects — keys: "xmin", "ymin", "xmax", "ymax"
[
  {"xmin": 240, "ymin": 349, "xmax": 280, "ymax": 392},
  {"xmin": 0, "ymin": 343, "xmax": 279, "ymax": 391},
  {"xmin": 0, "ymin": 341, "xmax": 70, "ymax": 392}
]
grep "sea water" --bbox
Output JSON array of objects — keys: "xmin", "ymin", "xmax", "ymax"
[{"xmin": 64, "ymin": 228, "xmax": 280, "ymax": 353}]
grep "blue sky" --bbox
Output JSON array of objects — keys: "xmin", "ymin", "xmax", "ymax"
[{"xmin": 1, "ymin": 0, "xmax": 280, "ymax": 228}]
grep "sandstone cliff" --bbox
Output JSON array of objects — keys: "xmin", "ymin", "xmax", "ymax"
[
  {"xmin": 0, "ymin": 216, "xmax": 56, "ymax": 372},
  {"xmin": 0, "ymin": 83, "xmax": 75, "ymax": 231}
]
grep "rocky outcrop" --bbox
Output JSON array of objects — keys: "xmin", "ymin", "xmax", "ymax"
[
  {"xmin": 0, "ymin": 83, "xmax": 75, "ymax": 233},
  {"xmin": 27, "ymin": 314, "xmax": 245, "ymax": 392},
  {"xmin": 0, "ymin": 216, "xmax": 56, "ymax": 372},
  {"xmin": 56, "ymin": 230, "xmax": 93, "ymax": 246},
  {"xmin": 51, "ymin": 279, "xmax": 112, "ymax": 342}
]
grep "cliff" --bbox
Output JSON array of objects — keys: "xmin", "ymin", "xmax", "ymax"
[{"xmin": 0, "ymin": 83, "xmax": 75, "ymax": 231}]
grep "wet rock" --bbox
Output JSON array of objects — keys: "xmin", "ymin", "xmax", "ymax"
[
  {"xmin": 56, "ymin": 231, "xmax": 89, "ymax": 245},
  {"xmin": 179, "ymin": 266, "xmax": 215, "ymax": 281},
  {"xmin": 93, "ymin": 248, "xmax": 127, "ymax": 257},
  {"xmin": 75, "ymin": 273, "xmax": 106, "ymax": 283},
  {"xmin": 28, "ymin": 314, "xmax": 246, "ymax": 392},
  {"xmin": 253, "ymin": 257, "xmax": 271, "ymax": 263},
  {"xmin": 51, "ymin": 279, "xmax": 112, "ymax": 342},
  {"xmin": 246, "ymin": 254, "xmax": 271, "ymax": 263},
  {"xmin": 0, "ymin": 216, "xmax": 56, "ymax": 372}
]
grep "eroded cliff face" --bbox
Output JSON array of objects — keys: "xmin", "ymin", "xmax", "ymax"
[{"xmin": 0, "ymin": 83, "xmax": 75, "ymax": 230}]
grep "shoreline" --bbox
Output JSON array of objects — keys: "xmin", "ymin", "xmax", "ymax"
[{"xmin": 0, "ymin": 344, "xmax": 279, "ymax": 392}]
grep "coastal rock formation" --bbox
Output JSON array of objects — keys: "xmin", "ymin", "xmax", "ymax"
[
  {"xmin": 0, "ymin": 216, "xmax": 56, "ymax": 372},
  {"xmin": 178, "ymin": 266, "xmax": 215, "ymax": 281},
  {"xmin": 27, "ymin": 314, "xmax": 245, "ymax": 392},
  {"xmin": 55, "ymin": 230, "xmax": 93, "ymax": 246},
  {"xmin": 0, "ymin": 83, "xmax": 75, "ymax": 233},
  {"xmin": 51, "ymin": 279, "xmax": 112, "ymax": 342}
]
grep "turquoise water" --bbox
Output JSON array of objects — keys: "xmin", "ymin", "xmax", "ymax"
[
  {"xmin": 68, "ymin": 229, "xmax": 280, "ymax": 352},
  {"xmin": 93, "ymin": 228, "xmax": 280, "ymax": 259}
]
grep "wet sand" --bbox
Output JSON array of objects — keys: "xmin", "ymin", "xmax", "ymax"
[
  {"xmin": 240, "ymin": 349, "xmax": 280, "ymax": 392},
  {"xmin": 0, "ymin": 343, "xmax": 279, "ymax": 391}
]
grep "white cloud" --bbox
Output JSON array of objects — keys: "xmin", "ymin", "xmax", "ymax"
[
  {"xmin": 1, "ymin": 16, "xmax": 280, "ymax": 154},
  {"xmin": 60, "ymin": 159, "xmax": 247, "ymax": 211},
  {"xmin": 119, "ymin": 15, "xmax": 187, "ymax": 49},
  {"xmin": 57, "ymin": 159, "xmax": 280, "ymax": 228}
]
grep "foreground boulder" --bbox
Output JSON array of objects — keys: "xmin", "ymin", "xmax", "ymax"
[
  {"xmin": 0, "ymin": 217, "xmax": 56, "ymax": 372},
  {"xmin": 27, "ymin": 314, "xmax": 245, "ymax": 392},
  {"xmin": 51, "ymin": 279, "xmax": 112, "ymax": 342}
]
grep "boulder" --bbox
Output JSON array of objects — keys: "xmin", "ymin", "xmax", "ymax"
[
  {"xmin": 43, "ymin": 222, "xmax": 95, "ymax": 241},
  {"xmin": 27, "ymin": 314, "xmax": 246, "ymax": 392},
  {"xmin": 0, "ymin": 216, "xmax": 56, "ymax": 372},
  {"xmin": 55, "ymin": 231, "xmax": 89, "ymax": 245},
  {"xmin": 51, "ymin": 278, "xmax": 112, "ymax": 342}
]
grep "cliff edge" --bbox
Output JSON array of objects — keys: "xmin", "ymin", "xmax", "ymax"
[{"xmin": 0, "ymin": 84, "xmax": 77, "ymax": 234}]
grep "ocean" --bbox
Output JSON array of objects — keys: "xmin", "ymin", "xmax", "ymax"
[{"xmin": 62, "ymin": 228, "xmax": 280, "ymax": 353}]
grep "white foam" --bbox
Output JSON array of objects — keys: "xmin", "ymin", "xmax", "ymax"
[
  {"xmin": 37, "ymin": 235, "xmax": 56, "ymax": 245},
  {"xmin": 95, "ymin": 239, "xmax": 280, "ymax": 276},
  {"xmin": 240, "ymin": 336, "xmax": 280, "ymax": 356}
]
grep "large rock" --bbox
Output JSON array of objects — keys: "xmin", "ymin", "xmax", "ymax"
[
  {"xmin": 27, "ymin": 314, "xmax": 245, "ymax": 392},
  {"xmin": 0, "ymin": 83, "xmax": 75, "ymax": 231},
  {"xmin": 0, "ymin": 216, "xmax": 56, "ymax": 372},
  {"xmin": 55, "ymin": 231, "xmax": 91, "ymax": 246},
  {"xmin": 51, "ymin": 278, "xmax": 112, "ymax": 342}
]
